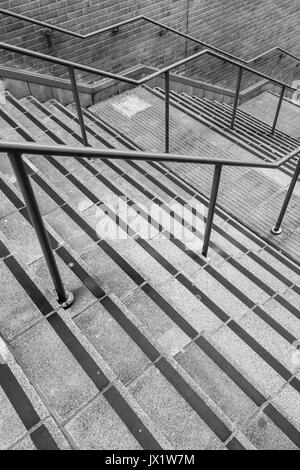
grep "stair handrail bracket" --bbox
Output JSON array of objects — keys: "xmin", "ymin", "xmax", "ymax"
[
  {"xmin": 0, "ymin": 12, "xmax": 297, "ymax": 145},
  {"xmin": 0, "ymin": 3, "xmax": 298, "ymax": 151},
  {"xmin": 1, "ymin": 8, "xmax": 300, "ymax": 68}
]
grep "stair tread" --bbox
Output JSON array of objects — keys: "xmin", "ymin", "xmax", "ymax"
[{"xmin": 0, "ymin": 89, "xmax": 300, "ymax": 450}]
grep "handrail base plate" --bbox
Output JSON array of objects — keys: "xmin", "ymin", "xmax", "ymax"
[{"xmin": 271, "ymin": 226, "xmax": 283, "ymax": 235}]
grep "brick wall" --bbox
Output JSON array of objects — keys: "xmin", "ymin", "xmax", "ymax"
[{"xmin": 0, "ymin": 0, "xmax": 300, "ymax": 88}]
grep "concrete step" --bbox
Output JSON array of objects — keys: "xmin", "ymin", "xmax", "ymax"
[
  {"xmin": 0, "ymin": 92, "xmax": 300, "ymax": 448},
  {"xmin": 1, "ymin": 178, "xmax": 255, "ymax": 450},
  {"xmin": 0, "ymin": 333, "xmax": 71, "ymax": 450},
  {"xmin": 239, "ymin": 91, "xmax": 300, "ymax": 140},
  {"xmin": 189, "ymin": 93, "xmax": 300, "ymax": 150},
  {"xmin": 0, "ymin": 230, "xmax": 175, "ymax": 450},
  {"xmin": 89, "ymin": 86, "xmax": 300, "ymax": 265},
  {"xmin": 204, "ymin": 97, "xmax": 300, "ymax": 149},
  {"xmin": 0, "ymin": 99, "xmax": 261, "ymax": 450},
  {"xmin": 1, "ymin": 93, "xmax": 300, "ymax": 446},
  {"xmin": 187, "ymin": 94, "xmax": 297, "ymax": 154},
  {"xmin": 153, "ymin": 87, "xmax": 298, "ymax": 177},
  {"xmin": 149, "ymin": 85, "xmax": 297, "ymax": 181},
  {"xmin": 36, "ymin": 99, "xmax": 300, "ymax": 309}
]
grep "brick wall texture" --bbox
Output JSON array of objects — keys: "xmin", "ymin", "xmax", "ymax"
[{"xmin": 0, "ymin": 0, "xmax": 300, "ymax": 89}]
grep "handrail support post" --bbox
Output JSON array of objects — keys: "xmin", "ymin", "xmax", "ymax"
[
  {"xmin": 271, "ymin": 85, "xmax": 285, "ymax": 135},
  {"xmin": 271, "ymin": 156, "xmax": 300, "ymax": 235},
  {"xmin": 231, "ymin": 67, "xmax": 243, "ymax": 129},
  {"xmin": 8, "ymin": 152, "xmax": 73, "ymax": 308},
  {"xmin": 202, "ymin": 164, "xmax": 222, "ymax": 258},
  {"xmin": 165, "ymin": 70, "xmax": 170, "ymax": 153},
  {"xmin": 68, "ymin": 66, "xmax": 89, "ymax": 147}
]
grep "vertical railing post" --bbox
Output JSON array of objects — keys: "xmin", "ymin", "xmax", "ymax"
[
  {"xmin": 68, "ymin": 66, "xmax": 89, "ymax": 147},
  {"xmin": 231, "ymin": 66, "xmax": 243, "ymax": 130},
  {"xmin": 8, "ymin": 152, "xmax": 73, "ymax": 308},
  {"xmin": 271, "ymin": 157, "xmax": 300, "ymax": 235},
  {"xmin": 271, "ymin": 85, "xmax": 285, "ymax": 135},
  {"xmin": 202, "ymin": 164, "xmax": 222, "ymax": 259},
  {"xmin": 165, "ymin": 70, "xmax": 170, "ymax": 153}
]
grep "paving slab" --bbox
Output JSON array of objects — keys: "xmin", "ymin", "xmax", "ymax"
[
  {"xmin": 128, "ymin": 365, "xmax": 222, "ymax": 450},
  {"xmin": 271, "ymin": 385, "xmax": 300, "ymax": 432},
  {"xmin": 45, "ymin": 207, "xmax": 96, "ymax": 254},
  {"xmin": 0, "ymin": 386, "xmax": 27, "ymax": 449},
  {"xmin": 11, "ymin": 435, "xmax": 36, "ymax": 450},
  {"xmin": 10, "ymin": 319, "xmax": 98, "ymax": 422},
  {"xmin": 209, "ymin": 325, "xmax": 286, "ymax": 397},
  {"xmin": 175, "ymin": 342, "xmax": 258, "ymax": 428},
  {"xmin": 74, "ymin": 300, "xmax": 151, "ymax": 385},
  {"xmin": 79, "ymin": 244, "xmax": 142, "ymax": 300},
  {"xmin": 0, "ymin": 337, "xmax": 49, "ymax": 449},
  {"xmin": 154, "ymin": 277, "xmax": 224, "ymax": 336},
  {"xmin": 262, "ymin": 297, "xmax": 300, "ymax": 341},
  {"xmin": 0, "ymin": 211, "xmax": 43, "ymax": 266},
  {"xmin": 123, "ymin": 288, "xmax": 190, "ymax": 357},
  {"xmin": 0, "ymin": 261, "xmax": 43, "ymax": 340},
  {"xmin": 191, "ymin": 268, "xmax": 250, "ymax": 320},
  {"xmin": 217, "ymin": 260, "xmax": 271, "ymax": 306},
  {"xmin": 235, "ymin": 311, "xmax": 296, "ymax": 372},
  {"xmin": 243, "ymin": 410, "xmax": 298, "ymax": 450},
  {"xmin": 66, "ymin": 394, "xmax": 142, "ymax": 450}
]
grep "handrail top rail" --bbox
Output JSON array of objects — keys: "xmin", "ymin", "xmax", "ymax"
[
  {"xmin": 1, "ymin": 7, "xmax": 300, "ymax": 70},
  {"xmin": 0, "ymin": 40, "xmax": 296, "ymax": 92},
  {"xmin": 0, "ymin": 40, "xmax": 139, "ymax": 85},
  {"xmin": 2, "ymin": 141, "xmax": 299, "ymax": 169}
]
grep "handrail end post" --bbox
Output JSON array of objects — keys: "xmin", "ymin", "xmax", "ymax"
[
  {"xmin": 271, "ymin": 85, "xmax": 285, "ymax": 135},
  {"xmin": 202, "ymin": 164, "xmax": 222, "ymax": 258},
  {"xmin": 271, "ymin": 226, "xmax": 283, "ymax": 235},
  {"xmin": 201, "ymin": 248, "xmax": 210, "ymax": 262},
  {"xmin": 58, "ymin": 290, "xmax": 74, "ymax": 309},
  {"xmin": 271, "ymin": 156, "xmax": 300, "ymax": 237},
  {"xmin": 231, "ymin": 66, "xmax": 243, "ymax": 130},
  {"xmin": 165, "ymin": 70, "xmax": 170, "ymax": 154},
  {"xmin": 8, "ymin": 151, "xmax": 73, "ymax": 308},
  {"xmin": 68, "ymin": 66, "xmax": 89, "ymax": 148}
]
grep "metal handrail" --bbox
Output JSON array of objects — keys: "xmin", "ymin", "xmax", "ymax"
[
  {"xmin": 0, "ymin": 10, "xmax": 298, "ymax": 144},
  {"xmin": 1, "ymin": 8, "xmax": 300, "ymax": 68},
  {"xmin": 1, "ymin": 9, "xmax": 300, "ymax": 306},
  {"xmin": 3, "ymin": 141, "xmax": 300, "ymax": 308},
  {"xmin": 0, "ymin": 4, "xmax": 299, "ymax": 147},
  {"xmin": 1, "ymin": 141, "xmax": 299, "ymax": 166},
  {"xmin": 0, "ymin": 39, "xmax": 296, "ymax": 151}
]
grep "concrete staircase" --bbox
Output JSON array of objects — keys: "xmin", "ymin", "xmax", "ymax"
[
  {"xmin": 152, "ymin": 87, "xmax": 300, "ymax": 179},
  {"xmin": 0, "ymin": 89, "xmax": 300, "ymax": 449},
  {"xmin": 88, "ymin": 86, "xmax": 300, "ymax": 264}
]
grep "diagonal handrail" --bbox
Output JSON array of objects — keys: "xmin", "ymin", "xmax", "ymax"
[
  {"xmin": 0, "ymin": 9, "xmax": 298, "ymax": 142},
  {"xmin": 1, "ymin": 141, "xmax": 299, "ymax": 167},
  {"xmin": 0, "ymin": 39, "xmax": 296, "ymax": 149},
  {"xmin": 3, "ymin": 141, "xmax": 300, "ymax": 307},
  {"xmin": 0, "ymin": 40, "xmax": 294, "ymax": 91},
  {"xmin": 1, "ymin": 8, "xmax": 300, "ymax": 70},
  {"xmin": 1, "ymin": 8, "xmax": 300, "ymax": 304}
]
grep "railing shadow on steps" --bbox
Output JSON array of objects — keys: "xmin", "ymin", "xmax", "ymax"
[{"xmin": 2, "ymin": 141, "xmax": 300, "ymax": 309}]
